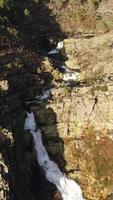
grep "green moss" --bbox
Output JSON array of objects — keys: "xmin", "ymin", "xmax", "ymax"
[
  {"xmin": 24, "ymin": 8, "xmax": 30, "ymax": 16},
  {"xmin": 6, "ymin": 26, "xmax": 19, "ymax": 38},
  {"xmin": 69, "ymin": 122, "xmax": 81, "ymax": 138},
  {"xmin": 88, "ymin": 0, "xmax": 101, "ymax": 9},
  {"xmin": 85, "ymin": 77, "xmax": 96, "ymax": 86},
  {"xmin": 63, "ymin": 86, "xmax": 72, "ymax": 94},
  {"xmin": 94, "ymin": 85, "xmax": 108, "ymax": 92},
  {"xmin": 99, "ymin": 85, "xmax": 108, "ymax": 92},
  {"xmin": 0, "ymin": 0, "xmax": 5, "ymax": 8},
  {"xmin": 90, "ymin": 85, "xmax": 108, "ymax": 95},
  {"xmin": 103, "ymin": 20, "xmax": 113, "ymax": 30},
  {"xmin": 71, "ymin": 6, "xmax": 85, "ymax": 21}
]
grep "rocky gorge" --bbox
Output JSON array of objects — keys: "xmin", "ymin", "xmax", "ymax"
[{"xmin": 0, "ymin": 1, "xmax": 113, "ymax": 200}]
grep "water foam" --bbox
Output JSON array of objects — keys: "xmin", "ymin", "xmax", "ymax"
[{"xmin": 24, "ymin": 111, "xmax": 84, "ymax": 200}]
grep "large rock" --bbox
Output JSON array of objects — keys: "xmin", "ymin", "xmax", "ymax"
[
  {"xmin": 31, "ymin": 32, "xmax": 113, "ymax": 199},
  {"xmin": 32, "ymin": 83, "xmax": 113, "ymax": 200},
  {"xmin": 0, "ymin": 80, "xmax": 9, "ymax": 92},
  {"xmin": 61, "ymin": 31, "xmax": 113, "ymax": 82}
]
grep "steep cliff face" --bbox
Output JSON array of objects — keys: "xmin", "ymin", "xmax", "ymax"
[
  {"xmin": 33, "ymin": 86, "xmax": 113, "ymax": 199},
  {"xmin": 31, "ymin": 32, "xmax": 113, "ymax": 200}
]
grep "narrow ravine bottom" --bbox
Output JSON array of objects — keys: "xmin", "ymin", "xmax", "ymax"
[{"xmin": 24, "ymin": 112, "xmax": 84, "ymax": 200}]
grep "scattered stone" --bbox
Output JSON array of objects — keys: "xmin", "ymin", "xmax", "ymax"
[{"xmin": 0, "ymin": 80, "xmax": 9, "ymax": 91}]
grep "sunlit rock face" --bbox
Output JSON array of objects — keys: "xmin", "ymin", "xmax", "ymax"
[
  {"xmin": 32, "ymin": 86, "xmax": 113, "ymax": 200},
  {"xmin": 61, "ymin": 31, "xmax": 113, "ymax": 82},
  {"xmin": 31, "ymin": 32, "xmax": 113, "ymax": 200},
  {"xmin": 98, "ymin": 0, "xmax": 113, "ymax": 14}
]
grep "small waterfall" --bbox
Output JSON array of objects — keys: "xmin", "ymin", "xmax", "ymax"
[
  {"xmin": 24, "ymin": 38, "xmax": 84, "ymax": 199},
  {"xmin": 24, "ymin": 111, "xmax": 84, "ymax": 200}
]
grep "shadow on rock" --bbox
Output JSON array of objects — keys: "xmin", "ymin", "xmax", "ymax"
[{"xmin": 0, "ymin": 1, "xmax": 66, "ymax": 200}]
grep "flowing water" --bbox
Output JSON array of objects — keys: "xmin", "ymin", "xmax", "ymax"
[
  {"xmin": 24, "ymin": 41, "xmax": 84, "ymax": 200},
  {"xmin": 24, "ymin": 105, "xmax": 84, "ymax": 200}
]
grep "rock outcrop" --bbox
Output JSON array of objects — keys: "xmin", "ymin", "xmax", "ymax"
[
  {"xmin": 31, "ymin": 32, "xmax": 113, "ymax": 200},
  {"xmin": 63, "ymin": 31, "xmax": 113, "ymax": 80}
]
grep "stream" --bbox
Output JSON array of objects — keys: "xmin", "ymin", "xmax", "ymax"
[{"xmin": 24, "ymin": 42, "xmax": 84, "ymax": 200}]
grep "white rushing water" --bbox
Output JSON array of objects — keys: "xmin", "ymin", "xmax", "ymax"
[
  {"xmin": 35, "ymin": 89, "xmax": 51, "ymax": 101},
  {"xmin": 26, "ymin": 89, "xmax": 51, "ymax": 104},
  {"xmin": 24, "ymin": 111, "xmax": 84, "ymax": 200},
  {"xmin": 47, "ymin": 41, "xmax": 64, "ymax": 55},
  {"xmin": 56, "ymin": 41, "xmax": 64, "ymax": 50},
  {"xmin": 47, "ymin": 49, "xmax": 59, "ymax": 55},
  {"xmin": 63, "ymin": 72, "xmax": 78, "ymax": 82}
]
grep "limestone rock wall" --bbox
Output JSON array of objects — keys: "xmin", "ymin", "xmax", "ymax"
[
  {"xmin": 63, "ymin": 31, "xmax": 113, "ymax": 82},
  {"xmin": 32, "ymin": 84, "xmax": 113, "ymax": 200},
  {"xmin": 32, "ymin": 33, "xmax": 113, "ymax": 200}
]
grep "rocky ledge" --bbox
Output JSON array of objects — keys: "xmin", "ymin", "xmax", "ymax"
[{"xmin": 31, "ymin": 32, "xmax": 113, "ymax": 200}]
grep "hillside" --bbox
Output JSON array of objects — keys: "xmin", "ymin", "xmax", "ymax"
[{"xmin": 0, "ymin": 1, "xmax": 113, "ymax": 200}]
